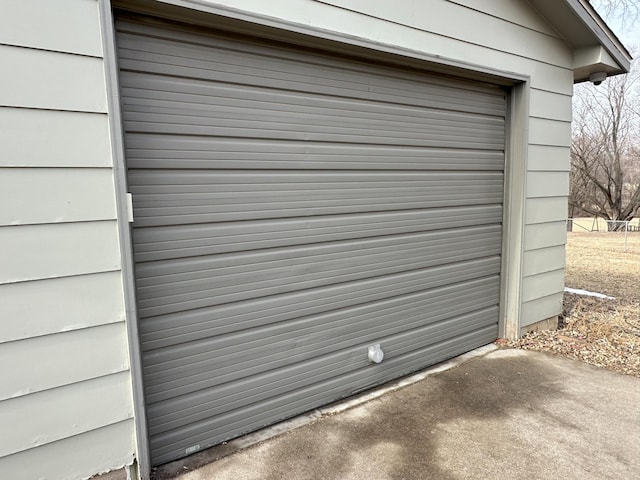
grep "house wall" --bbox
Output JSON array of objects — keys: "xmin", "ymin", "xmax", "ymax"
[
  {"xmin": 0, "ymin": 1, "xmax": 135, "ymax": 479},
  {"xmin": 0, "ymin": 0, "xmax": 573, "ymax": 478},
  {"xmin": 188, "ymin": 0, "xmax": 572, "ymax": 331}
]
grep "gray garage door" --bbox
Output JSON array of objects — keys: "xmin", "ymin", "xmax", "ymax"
[{"xmin": 116, "ymin": 13, "xmax": 505, "ymax": 466}]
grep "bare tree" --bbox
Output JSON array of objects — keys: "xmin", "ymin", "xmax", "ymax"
[
  {"xmin": 591, "ymin": 0, "xmax": 640, "ymax": 32},
  {"xmin": 570, "ymin": 64, "xmax": 640, "ymax": 230}
]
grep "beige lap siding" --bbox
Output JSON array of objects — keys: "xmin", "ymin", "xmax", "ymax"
[
  {"xmin": 0, "ymin": 1, "xmax": 134, "ymax": 479},
  {"xmin": 0, "ymin": 0, "xmax": 579, "ymax": 477}
]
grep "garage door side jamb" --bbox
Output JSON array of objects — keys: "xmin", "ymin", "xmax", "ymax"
[{"xmin": 99, "ymin": 2, "xmax": 152, "ymax": 479}]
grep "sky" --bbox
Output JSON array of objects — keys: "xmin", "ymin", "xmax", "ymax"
[
  {"xmin": 606, "ymin": 17, "xmax": 639, "ymax": 53},
  {"xmin": 591, "ymin": 2, "xmax": 640, "ymax": 54}
]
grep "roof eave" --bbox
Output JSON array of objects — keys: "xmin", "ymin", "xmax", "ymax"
[
  {"xmin": 529, "ymin": 0, "xmax": 632, "ymax": 83},
  {"xmin": 565, "ymin": 0, "xmax": 632, "ymax": 81}
]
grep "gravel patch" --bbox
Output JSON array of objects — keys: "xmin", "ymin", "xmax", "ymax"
[{"xmin": 499, "ymin": 293, "xmax": 640, "ymax": 377}]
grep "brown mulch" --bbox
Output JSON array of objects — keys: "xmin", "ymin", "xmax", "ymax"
[
  {"xmin": 500, "ymin": 293, "xmax": 640, "ymax": 377},
  {"xmin": 497, "ymin": 230, "xmax": 640, "ymax": 377}
]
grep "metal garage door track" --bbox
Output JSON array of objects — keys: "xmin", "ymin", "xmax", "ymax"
[{"xmin": 155, "ymin": 347, "xmax": 640, "ymax": 480}]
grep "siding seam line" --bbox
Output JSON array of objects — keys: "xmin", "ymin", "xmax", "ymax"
[
  {"xmin": 530, "ymin": 87, "xmax": 572, "ymax": 98},
  {"xmin": 0, "ymin": 105, "xmax": 107, "ymax": 115},
  {"xmin": 0, "ymin": 364, "xmax": 132, "ymax": 403},
  {"xmin": 527, "ymin": 143, "xmax": 571, "ymax": 148},
  {"xmin": 524, "ymin": 241, "xmax": 566, "ymax": 253},
  {"xmin": 521, "ymin": 291, "xmax": 564, "ymax": 305},
  {"xmin": 311, "ymin": 0, "xmax": 574, "ymax": 71},
  {"xmin": 0, "ymin": 269, "xmax": 121, "ymax": 286},
  {"xmin": 443, "ymin": 0, "xmax": 564, "ymax": 41},
  {"xmin": 529, "ymin": 115, "xmax": 572, "ymax": 123},
  {"xmin": 0, "ymin": 217, "xmax": 118, "ymax": 228},
  {"xmin": 522, "ymin": 244, "xmax": 566, "ymax": 254},
  {"xmin": 0, "ymin": 316, "xmax": 127, "ymax": 346},
  {"xmin": 0, "ymin": 268, "xmax": 122, "ymax": 286},
  {"xmin": 522, "ymin": 267, "xmax": 565, "ymax": 279},
  {"xmin": 0, "ymin": 321, "xmax": 128, "ymax": 348},
  {"xmin": 0, "ymin": 41, "xmax": 103, "ymax": 59},
  {"xmin": 0, "ymin": 417, "xmax": 135, "ymax": 461}
]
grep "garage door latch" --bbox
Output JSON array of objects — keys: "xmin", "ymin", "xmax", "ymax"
[{"xmin": 126, "ymin": 193, "xmax": 134, "ymax": 223}]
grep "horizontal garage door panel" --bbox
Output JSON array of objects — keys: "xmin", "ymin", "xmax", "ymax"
[
  {"xmin": 132, "ymin": 205, "xmax": 503, "ymax": 260},
  {"xmin": 139, "ymin": 255, "xmax": 501, "ymax": 350},
  {"xmin": 119, "ymin": 76, "xmax": 504, "ymax": 148},
  {"xmin": 143, "ymin": 278, "xmax": 500, "ymax": 396},
  {"xmin": 116, "ymin": 25, "xmax": 505, "ymax": 116},
  {"xmin": 119, "ymin": 86, "xmax": 504, "ymax": 143},
  {"xmin": 135, "ymin": 226, "xmax": 502, "ymax": 317},
  {"xmin": 117, "ymin": 14, "xmax": 505, "ymax": 466},
  {"xmin": 123, "ymin": 87, "xmax": 503, "ymax": 149},
  {"xmin": 128, "ymin": 172, "xmax": 504, "ymax": 225},
  {"xmin": 147, "ymin": 305, "xmax": 499, "ymax": 435},
  {"xmin": 126, "ymin": 135, "xmax": 504, "ymax": 170}
]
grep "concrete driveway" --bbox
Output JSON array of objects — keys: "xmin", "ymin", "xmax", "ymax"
[{"xmin": 156, "ymin": 347, "xmax": 640, "ymax": 480}]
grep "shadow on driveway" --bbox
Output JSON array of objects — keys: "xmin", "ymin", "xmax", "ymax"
[{"xmin": 161, "ymin": 349, "xmax": 640, "ymax": 480}]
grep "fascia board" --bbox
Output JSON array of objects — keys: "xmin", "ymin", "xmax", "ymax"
[{"xmin": 564, "ymin": 0, "xmax": 632, "ymax": 73}]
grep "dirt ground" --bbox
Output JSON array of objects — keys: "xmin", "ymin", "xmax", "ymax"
[{"xmin": 503, "ymin": 230, "xmax": 640, "ymax": 377}]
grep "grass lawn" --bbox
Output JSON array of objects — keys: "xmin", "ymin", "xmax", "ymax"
[{"xmin": 565, "ymin": 231, "xmax": 640, "ymax": 301}]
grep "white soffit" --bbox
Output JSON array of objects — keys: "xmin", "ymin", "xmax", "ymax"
[{"xmin": 530, "ymin": 0, "xmax": 632, "ymax": 82}]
